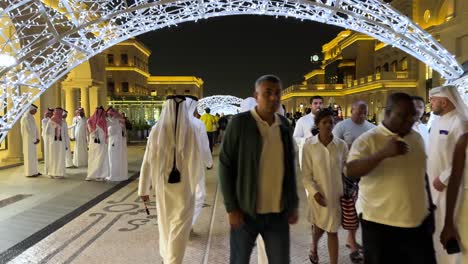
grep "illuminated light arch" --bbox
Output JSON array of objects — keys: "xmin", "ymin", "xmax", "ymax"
[
  {"xmin": 0, "ymin": 0, "xmax": 466, "ymax": 143},
  {"xmin": 197, "ymin": 95, "xmax": 243, "ymax": 115}
]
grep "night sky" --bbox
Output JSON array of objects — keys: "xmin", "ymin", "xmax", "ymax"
[{"xmin": 137, "ymin": 16, "xmax": 342, "ymax": 98}]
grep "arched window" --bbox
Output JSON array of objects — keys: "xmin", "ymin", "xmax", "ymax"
[
  {"xmin": 391, "ymin": 60, "xmax": 397, "ymax": 72},
  {"xmin": 383, "ymin": 63, "xmax": 389, "ymax": 72}
]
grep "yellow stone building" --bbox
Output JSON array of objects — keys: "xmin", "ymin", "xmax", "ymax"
[
  {"xmin": 0, "ymin": 36, "xmax": 203, "ymax": 163},
  {"xmin": 281, "ymin": 0, "xmax": 467, "ymax": 120}
]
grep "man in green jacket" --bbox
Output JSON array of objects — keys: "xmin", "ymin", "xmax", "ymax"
[{"xmin": 218, "ymin": 74, "xmax": 299, "ymax": 264}]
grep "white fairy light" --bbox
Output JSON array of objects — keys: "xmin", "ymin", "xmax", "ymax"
[
  {"xmin": 198, "ymin": 95, "xmax": 243, "ymax": 115},
  {"xmin": 0, "ymin": 0, "xmax": 466, "ymax": 144}
]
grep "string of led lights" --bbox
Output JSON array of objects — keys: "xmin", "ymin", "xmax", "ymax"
[
  {"xmin": 0, "ymin": 0, "xmax": 466, "ymax": 143},
  {"xmin": 197, "ymin": 95, "xmax": 243, "ymax": 115}
]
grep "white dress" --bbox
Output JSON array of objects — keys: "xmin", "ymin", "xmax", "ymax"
[
  {"xmin": 302, "ymin": 135, "xmax": 348, "ymax": 232},
  {"xmin": 20, "ymin": 113, "xmax": 39, "ymax": 176},
  {"xmin": 87, "ymin": 126, "xmax": 109, "ymax": 180},
  {"xmin": 45, "ymin": 120, "xmax": 66, "ymax": 177},
  {"xmin": 106, "ymin": 118, "xmax": 126, "ymax": 181}
]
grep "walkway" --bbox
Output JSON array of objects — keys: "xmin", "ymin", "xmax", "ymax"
[{"xmin": 2, "ymin": 147, "xmax": 358, "ymax": 264}]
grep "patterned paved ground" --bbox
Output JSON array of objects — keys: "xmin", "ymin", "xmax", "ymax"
[{"xmin": 7, "ymin": 151, "xmax": 359, "ymax": 264}]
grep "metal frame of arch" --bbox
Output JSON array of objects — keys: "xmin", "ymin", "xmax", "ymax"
[
  {"xmin": 0, "ymin": 0, "xmax": 466, "ymax": 143},
  {"xmin": 197, "ymin": 95, "xmax": 243, "ymax": 115}
]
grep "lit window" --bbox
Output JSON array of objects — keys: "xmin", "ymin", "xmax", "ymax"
[{"xmin": 400, "ymin": 57, "xmax": 408, "ymax": 71}]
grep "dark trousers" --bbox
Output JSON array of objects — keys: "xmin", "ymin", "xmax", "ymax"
[
  {"xmin": 230, "ymin": 212, "xmax": 290, "ymax": 264},
  {"xmin": 361, "ymin": 217, "xmax": 436, "ymax": 264},
  {"xmin": 207, "ymin": 132, "xmax": 215, "ymax": 153}
]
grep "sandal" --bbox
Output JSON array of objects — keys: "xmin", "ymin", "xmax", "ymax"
[
  {"xmin": 346, "ymin": 243, "xmax": 364, "ymax": 252},
  {"xmin": 309, "ymin": 251, "xmax": 319, "ymax": 264},
  {"xmin": 349, "ymin": 250, "xmax": 364, "ymax": 264}
]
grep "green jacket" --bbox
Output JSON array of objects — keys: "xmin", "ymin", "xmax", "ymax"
[{"xmin": 218, "ymin": 111, "xmax": 299, "ymax": 218}]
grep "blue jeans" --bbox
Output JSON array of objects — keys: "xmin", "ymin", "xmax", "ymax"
[{"xmin": 230, "ymin": 211, "xmax": 290, "ymax": 264}]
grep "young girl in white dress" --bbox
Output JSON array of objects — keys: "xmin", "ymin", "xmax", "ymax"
[{"xmin": 302, "ymin": 108, "xmax": 348, "ymax": 264}]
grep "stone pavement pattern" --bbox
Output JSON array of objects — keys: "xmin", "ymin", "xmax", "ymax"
[
  {"xmin": 5, "ymin": 151, "xmax": 357, "ymax": 264},
  {"xmin": 0, "ymin": 144, "xmax": 146, "ymax": 256}
]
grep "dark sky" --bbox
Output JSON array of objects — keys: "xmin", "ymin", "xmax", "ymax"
[{"xmin": 137, "ymin": 16, "xmax": 342, "ymax": 98}]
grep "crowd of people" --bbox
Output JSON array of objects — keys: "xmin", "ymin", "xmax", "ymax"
[
  {"xmin": 139, "ymin": 74, "xmax": 467, "ymax": 264},
  {"xmin": 20, "ymin": 105, "xmax": 129, "ymax": 182}
]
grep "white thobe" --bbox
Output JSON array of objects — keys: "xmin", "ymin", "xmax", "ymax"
[
  {"xmin": 63, "ymin": 120, "xmax": 73, "ymax": 168},
  {"xmin": 293, "ymin": 113, "xmax": 315, "ymax": 169},
  {"xmin": 412, "ymin": 122, "xmax": 429, "ymax": 150},
  {"xmin": 121, "ymin": 125, "xmax": 128, "ymax": 180},
  {"xmin": 45, "ymin": 121, "xmax": 66, "ymax": 177},
  {"xmin": 427, "ymin": 110, "xmax": 467, "ymax": 264},
  {"xmin": 457, "ymin": 147, "xmax": 468, "ymax": 262},
  {"xmin": 73, "ymin": 117, "xmax": 88, "ymax": 167},
  {"xmin": 87, "ymin": 126, "xmax": 109, "ymax": 180},
  {"xmin": 139, "ymin": 126, "xmax": 201, "ymax": 264},
  {"xmin": 20, "ymin": 112, "xmax": 39, "ymax": 176},
  {"xmin": 70, "ymin": 116, "xmax": 80, "ymax": 140},
  {"xmin": 107, "ymin": 118, "xmax": 127, "ymax": 181},
  {"xmin": 41, "ymin": 118, "xmax": 50, "ymax": 175},
  {"xmin": 192, "ymin": 118, "xmax": 213, "ymax": 226}
]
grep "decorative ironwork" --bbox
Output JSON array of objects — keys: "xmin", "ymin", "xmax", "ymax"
[{"xmin": 0, "ymin": 0, "xmax": 466, "ymax": 143}]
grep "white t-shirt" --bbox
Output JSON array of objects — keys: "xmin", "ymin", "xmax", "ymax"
[
  {"xmin": 347, "ymin": 124, "xmax": 429, "ymax": 228},
  {"xmin": 251, "ymin": 109, "xmax": 284, "ymax": 214},
  {"xmin": 332, "ymin": 118, "xmax": 376, "ymax": 147},
  {"xmin": 293, "ymin": 113, "xmax": 315, "ymax": 167}
]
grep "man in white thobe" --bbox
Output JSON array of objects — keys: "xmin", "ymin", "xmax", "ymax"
[
  {"xmin": 139, "ymin": 95, "xmax": 202, "ymax": 264},
  {"xmin": 45, "ymin": 108, "xmax": 67, "ymax": 179},
  {"xmin": 73, "ymin": 108, "xmax": 88, "ymax": 167},
  {"xmin": 106, "ymin": 107, "xmax": 127, "ymax": 181},
  {"xmin": 20, "ymin": 104, "xmax": 40, "ymax": 177},
  {"xmin": 293, "ymin": 96, "xmax": 323, "ymax": 168},
  {"xmin": 428, "ymin": 85, "xmax": 468, "ymax": 264},
  {"xmin": 86, "ymin": 106, "xmax": 109, "ymax": 181},
  {"xmin": 62, "ymin": 110, "xmax": 74, "ymax": 168},
  {"xmin": 41, "ymin": 108, "xmax": 53, "ymax": 175},
  {"xmin": 120, "ymin": 111, "xmax": 128, "ymax": 179},
  {"xmin": 186, "ymin": 97, "xmax": 213, "ymax": 228},
  {"xmin": 70, "ymin": 109, "xmax": 80, "ymax": 140}
]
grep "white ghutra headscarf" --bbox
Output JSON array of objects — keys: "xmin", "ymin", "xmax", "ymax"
[
  {"xmin": 429, "ymin": 85, "xmax": 468, "ymax": 121},
  {"xmin": 139, "ymin": 96, "xmax": 201, "ymax": 194}
]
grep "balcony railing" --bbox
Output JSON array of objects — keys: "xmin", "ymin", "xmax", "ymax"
[
  {"xmin": 346, "ymin": 71, "xmax": 410, "ymax": 88},
  {"xmin": 282, "ymin": 71, "xmax": 412, "ymax": 97},
  {"xmin": 281, "ymin": 84, "xmax": 345, "ymax": 95}
]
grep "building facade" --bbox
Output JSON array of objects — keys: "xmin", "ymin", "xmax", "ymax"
[
  {"xmin": 0, "ymin": 36, "xmax": 203, "ymax": 163},
  {"xmin": 281, "ymin": 0, "xmax": 467, "ymax": 121}
]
